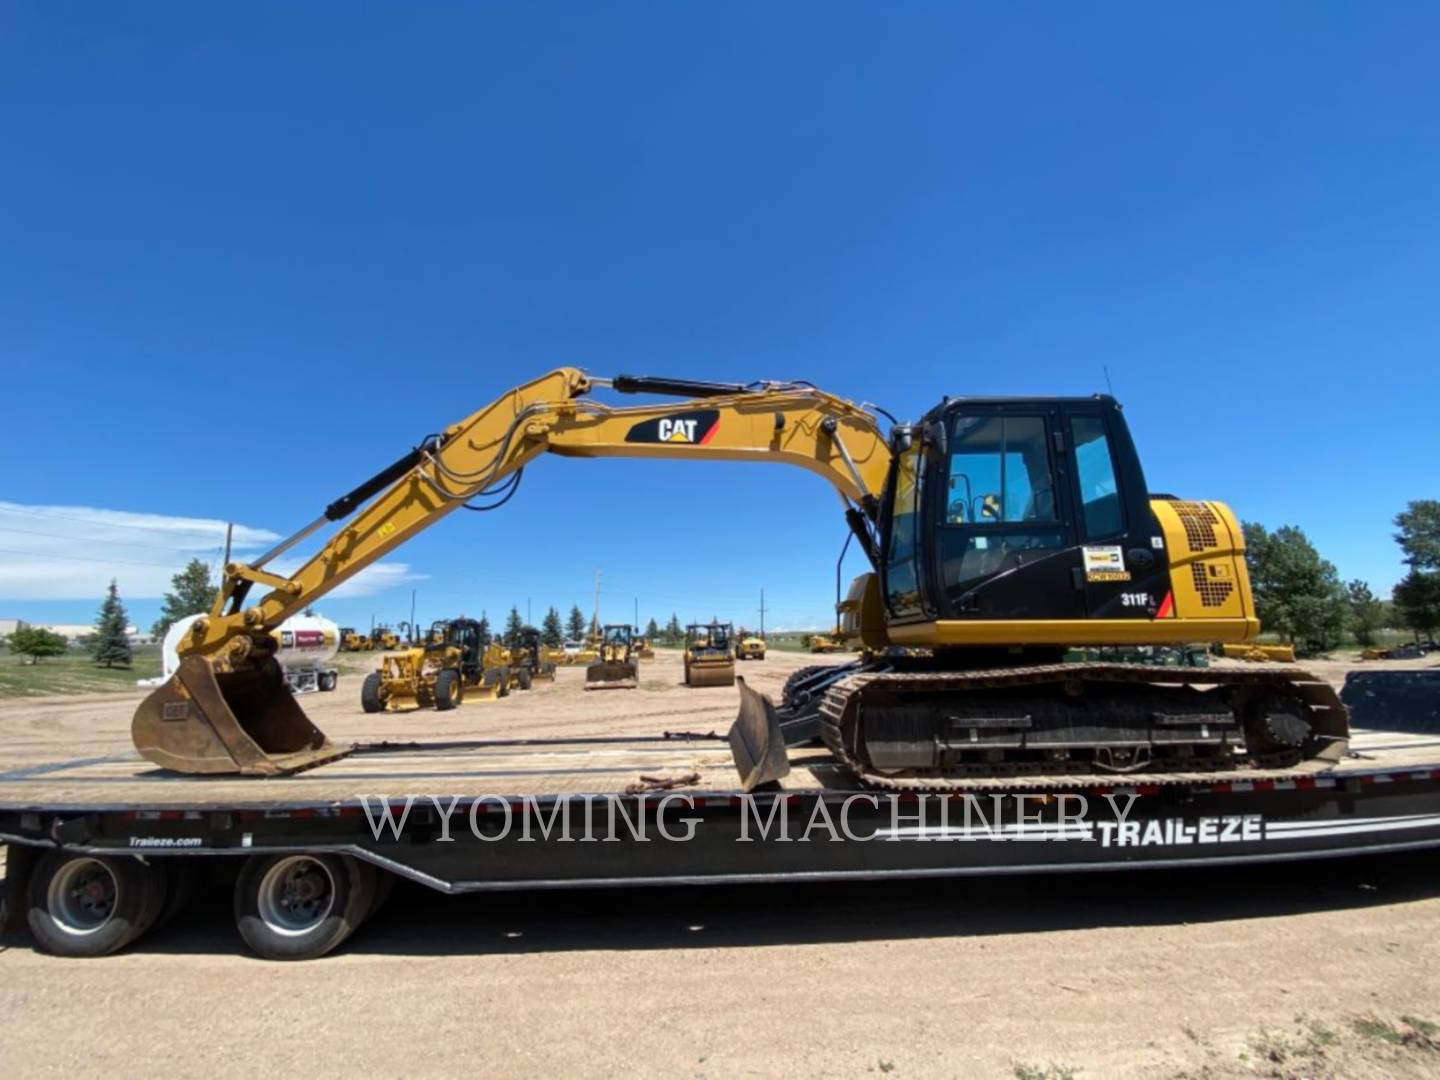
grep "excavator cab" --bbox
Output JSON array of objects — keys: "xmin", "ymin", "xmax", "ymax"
[{"xmin": 585, "ymin": 624, "xmax": 639, "ymax": 690}]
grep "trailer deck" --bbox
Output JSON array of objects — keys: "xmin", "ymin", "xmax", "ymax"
[{"xmin": 3, "ymin": 659, "xmax": 1439, "ymax": 959}]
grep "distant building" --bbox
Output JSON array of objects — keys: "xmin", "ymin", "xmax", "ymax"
[
  {"xmin": 0, "ymin": 618, "xmax": 24, "ymax": 637},
  {"xmin": 35, "ymin": 623, "xmax": 143, "ymax": 643}
]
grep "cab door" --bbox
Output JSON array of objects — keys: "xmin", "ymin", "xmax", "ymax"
[{"xmin": 1062, "ymin": 406, "xmax": 1168, "ymax": 619}]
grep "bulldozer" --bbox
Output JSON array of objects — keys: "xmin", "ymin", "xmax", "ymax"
[
  {"xmin": 684, "ymin": 622, "xmax": 736, "ymax": 687},
  {"xmin": 133, "ymin": 367, "xmax": 1349, "ymax": 781},
  {"xmin": 808, "ymin": 633, "xmax": 844, "ymax": 654},
  {"xmin": 586, "ymin": 624, "xmax": 640, "ymax": 690},
  {"xmin": 360, "ymin": 618, "xmax": 486, "ymax": 713},
  {"xmin": 736, "ymin": 629, "xmax": 767, "ymax": 661}
]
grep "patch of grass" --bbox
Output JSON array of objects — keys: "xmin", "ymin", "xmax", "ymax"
[
  {"xmin": 1012, "ymin": 1064, "xmax": 1078, "ymax": 1080},
  {"xmin": 0, "ymin": 646, "xmax": 161, "ymax": 697},
  {"xmin": 1351, "ymin": 1014, "xmax": 1440, "ymax": 1052}
]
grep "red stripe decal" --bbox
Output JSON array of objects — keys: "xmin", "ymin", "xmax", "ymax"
[
  {"xmin": 699, "ymin": 420, "xmax": 720, "ymax": 445},
  {"xmin": 1155, "ymin": 591, "xmax": 1174, "ymax": 619}
]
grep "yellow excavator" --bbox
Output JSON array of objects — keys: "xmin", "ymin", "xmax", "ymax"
[{"xmin": 133, "ymin": 368, "xmax": 1348, "ymax": 782}]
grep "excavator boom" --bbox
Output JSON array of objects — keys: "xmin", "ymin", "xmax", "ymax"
[{"xmin": 133, "ymin": 369, "xmax": 892, "ymax": 774}]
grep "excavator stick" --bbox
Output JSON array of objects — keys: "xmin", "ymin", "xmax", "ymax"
[
  {"xmin": 132, "ymin": 656, "xmax": 350, "ymax": 776},
  {"xmin": 585, "ymin": 658, "xmax": 638, "ymax": 690}
]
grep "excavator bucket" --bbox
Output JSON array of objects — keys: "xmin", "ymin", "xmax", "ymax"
[
  {"xmin": 729, "ymin": 677, "xmax": 791, "ymax": 791},
  {"xmin": 585, "ymin": 658, "xmax": 639, "ymax": 690},
  {"xmin": 132, "ymin": 657, "xmax": 351, "ymax": 776}
]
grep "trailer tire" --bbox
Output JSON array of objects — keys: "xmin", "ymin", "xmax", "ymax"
[
  {"xmin": 434, "ymin": 669, "xmax": 460, "ymax": 711},
  {"xmin": 360, "ymin": 672, "xmax": 385, "ymax": 714},
  {"xmin": 27, "ymin": 852, "xmax": 167, "ymax": 957},
  {"xmin": 234, "ymin": 853, "xmax": 374, "ymax": 961},
  {"xmin": 318, "ymin": 671, "xmax": 338, "ymax": 693}
]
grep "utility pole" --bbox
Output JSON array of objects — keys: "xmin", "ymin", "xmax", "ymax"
[
  {"xmin": 633, "ymin": 597, "xmax": 638, "ymax": 631},
  {"xmin": 759, "ymin": 587, "xmax": 768, "ymax": 638},
  {"xmin": 593, "ymin": 570, "xmax": 602, "ymax": 633},
  {"xmin": 409, "ymin": 589, "xmax": 417, "ymax": 638}
]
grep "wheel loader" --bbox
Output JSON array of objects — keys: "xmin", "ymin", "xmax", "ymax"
[
  {"xmin": 586, "ymin": 624, "xmax": 640, "ymax": 690},
  {"xmin": 372, "ymin": 625, "xmax": 400, "ymax": 651},
  {"xmin": 360, "ymin": 618, "xmax": 486, "ymax": 713},
  {"xmin": 339, "ymin": 627, "xmax": 371, "ymax": 652},
  {"xmin": 736, "ymin": 629, "xmax": 766, "ymax": 661},
  {"xmin": 134, "ymin": 367, "xmax": 1348, "ymax": 783},
  {"xmin": 684, "ymin": 622, "xmax": 736, "ymax": 687}
]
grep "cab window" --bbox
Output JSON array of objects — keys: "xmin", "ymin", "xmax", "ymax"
[
  {"xmin": 1070, "ymin": 416, "xmax": 1123, "ymax": 538},
  {"xmin": 946, "ymin": 416, "xmax": 1056, "ymax": 524},
  {"xmin": 883, "ymin": 442, "xmax": 926, "ymax": 617}
]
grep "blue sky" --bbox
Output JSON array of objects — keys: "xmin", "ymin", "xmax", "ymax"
[{"xmin": 2, "ymin": 3, "xmax": 1437, "ymax": 633}]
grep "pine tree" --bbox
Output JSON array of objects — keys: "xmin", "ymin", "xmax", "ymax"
[
  {"xmin": 152, "ymin": 559, "xmax": 218, "ymax": 640},
  {"xmin": 588, "ymin": 614, "xmax": 601, "ymax": 638},
  {"xmin": 1346, "ymin": 580, "xmax": 1385, "ymax": 646},
  {"xmin": 504, "ymin": 606, "xmax": 525, "ymax": 647},
  {"xmin": 665, "ymin": 613, "xmax": 682, "ymax": 644},
  {"xmin": 645, "ymin": 617, "xmax": 659, "ymax": 641},
  {"xmin": 91, "ymin": 579, "xmax": 133, "ymax": 669},
  {"xmin": 476, "ymin": 611, "xmax": 492, "ymax": 647},
  {"xmin": 567, "ymin": 605, "xmax": 586, "ymax": 641},
  {"xmin": 541, "ymin": 607, "xmax": 564, "ymax": 647}
]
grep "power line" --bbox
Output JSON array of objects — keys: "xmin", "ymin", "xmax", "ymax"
[{"xmin": 0, "ymin": 546, "xmax": 182, "ymax": 569}]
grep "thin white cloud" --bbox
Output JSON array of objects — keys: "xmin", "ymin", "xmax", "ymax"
[
  {"xmin": 0, "ymin": 502, "xmax": 423, "ymax": 602},
  {"xmin": 269, "ymin": 558, "xmax": 429, "ymax": 599}
]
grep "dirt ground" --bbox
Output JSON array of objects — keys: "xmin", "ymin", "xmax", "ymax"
[{"xmin": 3, "ymin": 649, "xmax": 1440, "ymax": 1078}]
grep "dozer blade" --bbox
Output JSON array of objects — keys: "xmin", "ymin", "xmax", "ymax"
[
  {"xmin": 132, "ymin": 656, "xmax": 351, "ymax": 776},
  {"xmin": 686, "ymin": 661, "xmax": 735, "ymax": 688},
  {"xmin": 729, "ymin": 677, "xmax": 790, "ymax": 791},
  {"xmin": 585, "ymin": 660, "xmax": 639, "ymax": 690}
]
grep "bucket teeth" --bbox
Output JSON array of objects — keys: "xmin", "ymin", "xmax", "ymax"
[{"xmin": 132, "ymin": 657, "xmax": 349, "ymax": 776}]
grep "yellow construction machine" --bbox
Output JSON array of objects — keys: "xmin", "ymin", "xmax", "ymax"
[
  {"xmin": 360, "ymin": 618, "xmax": 486, "ymax": 713},
  {"xmin": 1221, "ymin": 643, "xmax": 1297, "ymax": 664},
  {"xmin": 736, "ymin": 629, "xmax": 767, "ymax": 661},
  {"xmin": 372, "ymin": 625, "xmax": 400, "ymax": 651},
  {"xmin": 133, "ymin": 368, "xmax": 1348, "ymax": 781},
  {"xmin": 586, "ymin": 624, "xmax": 640, "ymax": 689},
  {"xmin": 808, "ymin": 633, "xmax": 844, "ymax": 654},
  {"xmin": 684, "ymin": 622, "xmax": 736, "ymax": 687},
  {"xmin": 339, "ymin": 627, "xmax": 371, "ymax": 652},
  {"xmin": 634, "ymin": 635, "xmax": 656, "ymax": 660}
]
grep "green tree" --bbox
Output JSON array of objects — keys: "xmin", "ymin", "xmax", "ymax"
[
  {"xmin": 588, "ymin": 614, "xmax": 601, "ymax": 637},
  {"xmin": 664, "ymin": 613, "xmax": 682, "ymax": 644},
  {"xmin": 151, "ymin": 559, "xmax": 218, "ymax": 640},
  {"xmin": 91, "ymin": 579, "xmax": 133, "ymax": 668},
  {"xmin": 566, "ymin": 605, "xmax": 586, "ymax": 641},
  {"xmin": 1393, "ymin": 570, "xmax": 1440, "ymax": 640},
  {"xmin": 503, "ymin": 606, "xmax": 525, "ymax": 647},
  {"xmin": 541, "ymin": 607, "xmax": 564, "ymax": 647},
  {"xmin": 1345, "ymin": 580, "xmax": 1386, "ymax": 647},
  {"xmin": 5, "ymin": 626, "xmax": 68, "ymax": 664},
  {"xmin": 476, "ymin": 611, "xmax": 492, "ymax": 647},
  {"xmin": 645, "ymin": 617, "xmax": 659, "ymax": 642},
  {"xmin": 1242, "ymin": 522, "xmax": 1348, "ymax": 656},
  {"xmin": 1395, "ymin": 500, "xmax": 1440, "ymax": 571}
]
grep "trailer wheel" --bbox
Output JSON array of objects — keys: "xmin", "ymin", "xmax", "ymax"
[
  {"xmin": 360, "ymin": 672, "xmax": 385, "ymax": 714},
  {"xmin": 434, "ymin": 669, "xmax": 460, "ymax": 711},
  {"xmin": 27, "ymin": 852, "xmax": 167, "ymax": 957},
  {"xmin": 516, "ymin": 666, "xmax": 533, "ymax": 691},
  {"xmin": 318, "ymin": 671, "xmax": 338, "ymax": 693},
  {"xmin": 234, "ymin": 853, "xmax": 374, "ymax": 961}
]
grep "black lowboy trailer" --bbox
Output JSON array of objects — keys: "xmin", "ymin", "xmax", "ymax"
[{"xmin": 3, "ymin": 672, "xmax": 1440, "ymax": 961}]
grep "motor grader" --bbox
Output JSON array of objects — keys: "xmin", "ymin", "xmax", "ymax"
[
  {"xmin": 684, "ymin": 622, "xmax": 736, "ymax": 687},
  {"xmin": 507, "ymin": 626, "xmax": 557, "ymax": 687},
  {"xmin": 586, "ymin": 624, "xmax": 639, "ymax": 689},
  {"xmin": 134, "ymin": 368, "xmax": 1349, "ymax": 785},
  {"xmin": 360, "ymin": 618, "xmax": 486, "ymax": 713}
]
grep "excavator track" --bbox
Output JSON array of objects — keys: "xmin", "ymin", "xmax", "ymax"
[{"xmin": 812, "ymin": 663, "xmax": 1349, "ymax": 792}]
